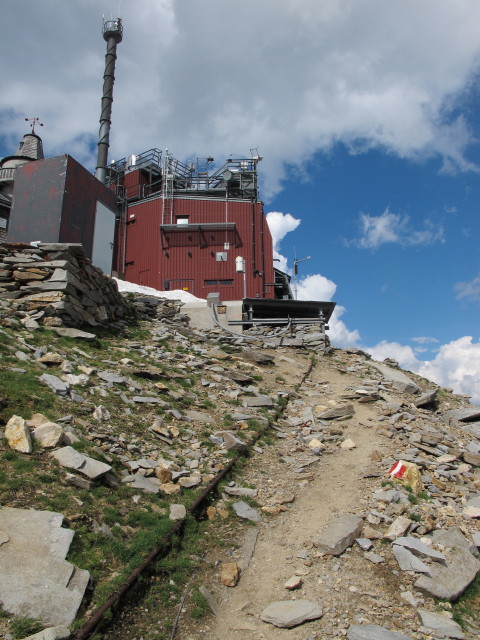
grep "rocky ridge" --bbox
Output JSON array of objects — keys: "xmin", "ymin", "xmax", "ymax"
[{"xmin": 0, "ymin": 288, "xmax": 479, "ymax": 640}]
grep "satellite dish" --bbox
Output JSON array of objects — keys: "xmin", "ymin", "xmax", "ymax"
[{"xmin": 223, "ymin": 170, "xmax": 233, "ymax": 182}]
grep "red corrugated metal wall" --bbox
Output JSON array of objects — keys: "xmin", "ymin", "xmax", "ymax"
[{"xmin": 124, "ymin": 195, "xmax": 275, "ymax": 300}]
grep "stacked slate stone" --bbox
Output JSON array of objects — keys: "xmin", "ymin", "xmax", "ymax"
[
  {"xmin": 0, "ymin": 242, "xmax": 131, "ymax": 328},
  {"xmin": 216, "ymin": 322, "xmax": 330, "ymax": 350},
  {"xmin": 129, "ymin": 295, "xmax": 189, "ymax": 324}
]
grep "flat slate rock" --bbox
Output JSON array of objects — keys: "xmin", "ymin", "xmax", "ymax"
[
  {"xmin": 313, "ymin": 514, "xmax": 364, "ymax": 555},
  {"xmin": 414, "ymin": 389, "xmax": 438, "ymax": 407},
  {"xmin": 369, "ymin": 362, "xmax": 420, "ymax": 394},
  {"xmin": 121, "ymin": 474, "xmax": 160, "ymax": 494},
  {"xmin": 392, "ymin": 545, "xmax": 431, "ymax": 574},
  {"xmin": 317, "ymin": 403, "xmax": 354, "ymax": 419},
  {"xmin": 445, "ymin": 407, "xmax": 480, "ymax": 423},
  {"xmin": 51, "ymin": 446, "xmax": 111, "ymax": 479},
  {"xmin": 243, "ymin": 350, "xmax": 275, "ymax": 365},
  {"xmin": 243, "ymin": 395, "xmax": 274, "ymax": 407},
  {"xmin": 97, "ymin": 370, "xmax": 126, "ymax": 384},
  {"xmin": 393, "ymin": 536, "xmax": 446, "ymax": 564},
  {"xmin": 0, "ymin": 507, "xmax": 89, "ymax": 626},
  {"xmin": 347, "ymin": 625, "xmax": 413, "ymax": 640},
  {"xmin": 414, "ymin": 545, "xmax": 480, "ymax": 600},
  {"xmin": 39, "ymin": 373, "xmax": 70, "ymax": 396},
  {"xmin": 260, "ymin": 599, "xmax": 323, "ymax": 628},
  {"xmin": 21, "ymin": 627, "xmax": 71, "ymax": 640},
  {"xmin": 224, "ymin": 486, "xmax": 258, "ymax": 498},
  {"xmin": 416, "ymin": 609, "xmax": 464, "ymax": 639},
  {"xmin": 232, "ymin": 500, "xmax": 261, "ymax": 522},
  {"xmin": 184, "ymin": 409, "xmax": 212, "ymax": 423},
  {"xmin": 53, "ymin": 327, "xmax": 97, "ymax": 340},
  {"xmin": 429, "ymin": 526, "xmax": 474, "ymax": 556}
]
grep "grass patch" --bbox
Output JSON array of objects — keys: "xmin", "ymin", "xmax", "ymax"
[
  {"xmin": 190, "ymin": 586, "xmax": 210, "ymax": 618},
  {"xmin": 0, "ymin": 367, "xmax": 58, "ymax": 425},
  {"xmin": 452, "ymin": 574, "xmax": 480, "ymax": 630},
  {"xmin": 10, "ymin": 616, "xmax": 44, "ymax": 639}
]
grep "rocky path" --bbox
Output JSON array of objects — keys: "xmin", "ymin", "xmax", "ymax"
[{"xmin": 173, "ymin": 350, "xmax": 480, "ymax": 640}]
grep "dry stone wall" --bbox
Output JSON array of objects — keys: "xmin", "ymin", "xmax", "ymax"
[{"xmin": 0, "ymin": 242, "xmax": 131, "ymax": 328}]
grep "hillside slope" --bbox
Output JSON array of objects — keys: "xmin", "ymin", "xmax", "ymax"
[{"xmin": 0, "ymin": 292, "xmax": 479, "ymax": 640}]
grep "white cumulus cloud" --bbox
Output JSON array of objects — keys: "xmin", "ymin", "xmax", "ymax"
[
  {"xmin": 353, "ymin": 209, "xmax": 445, "ymax": 249},
  {"xmin": 416, "ymin": 337, "xmax": 480, "ymax": 404},
  {"xmin": 454, "ymin": 274, "xmax": 480, "ymax": 302},
  {"xmin": 266, "ymin": 211, "xmax": 301, "ymax": 272},
  {"xmin": 2, "ymin": 1, "xmax": 480, "ymax": 198},
  {"xmin": 365, "ymin": 337, "xmax": 480, "ymax": 406},
  {"xmin": 295, "ymin": 274, "xmax": 337, "ymax": 301}
]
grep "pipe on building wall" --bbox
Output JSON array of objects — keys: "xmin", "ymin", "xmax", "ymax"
[
  {"xmin": 260, "ymin": 208, "xmax": 266, "ymax": 297},
  {"xmin": 251, "ymin": 199, "xmax": 257, "ymax": 292},
  {"xmin": 96, "ymin": 19, "xmax": 123, "ymax": 184}
]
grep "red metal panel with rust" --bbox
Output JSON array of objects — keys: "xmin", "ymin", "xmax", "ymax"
[
  {"xmin": 8, "ymin": 157, "xmax": 67, "ymax": 244},
  {"xmin": 62, "ymin": 156, "xmax": 117, "ymax": 258},
  {"xmin": 8, "ymin": 155, "xmax": 117, "ymax": 261},
  {"xmin": 123, "ymin": 195, "xmax": 275, "ymax": 300}
]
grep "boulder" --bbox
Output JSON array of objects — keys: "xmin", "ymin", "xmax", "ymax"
[
  {"xmin": 313, "ymin": 514, "xmax": 364, "ymax": 555},
  {"xmin": 32, "ymin": 422, "xmax": 64, "ymax": 448},
  {"xmin": 169, "ymin": 504, "xmax": 187, "ymax": 521},
  {"xmin": 243, "ymin": 395, "xmax": 274, "ymax": 408},
  {"xmin": 445, "ymin": 407, "xmax": 480, "ymax": 423},
  {"xmin": 414, "ymin": 389, "xmax": 438, "ymax": 407},
  {"xmin": 224, "ymin": 486, "xmax": 258, "ymax": 498},
  {"xmin": 383, "ymin": 516, "xmax": 412, "ymax": 541},
  {"xmin": 220, "ymin": 562, "xmax": 241, "ymax": 587},
  {"xmin": 216, "ymin": 431, "xmax": 248, "ymax": 452},
  {"xmin": 5, "ymin": 415, "xmax": 33, "ymax": 453},
  {"xmin": 53, "ymin": 327, "xmax": 97, "ymax": 340}
]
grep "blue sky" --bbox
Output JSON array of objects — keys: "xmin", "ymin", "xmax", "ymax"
[{"xmin": 1, "ymin": 1, "xmax": 479, "ymax": 403}]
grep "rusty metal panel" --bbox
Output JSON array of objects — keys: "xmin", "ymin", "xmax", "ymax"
[
  {"xmin": 8, "ymin": 155, "xmax": 117, "ymax": 262},
  {"xmin": 8, "ymin": 156, "xmax": 67, "ymax": 244},
  {"xmin": 62, "ymin": 156, "xmax": 117, "ymax": 259}
]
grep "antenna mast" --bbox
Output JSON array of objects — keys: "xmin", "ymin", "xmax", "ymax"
[{"xmin": 95, "ymin": 17, "xmax": 123, "ymax": 183}]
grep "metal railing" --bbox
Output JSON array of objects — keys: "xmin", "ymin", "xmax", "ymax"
[{"xmin": 0, "ymin": 168, "xmax": 16, "ymax": 182}]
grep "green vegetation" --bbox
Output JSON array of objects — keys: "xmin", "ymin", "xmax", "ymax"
[
  {"xmin": 190, "ymin": 586, "xmax": 210, "ymax": 618},
  {"xmin": 452, "ymin": 574, "xmax": 480, "ymax": 630},
  {"xmin": 10, "ymin": 616, "xmax": 44, "ymax": 639},
  {"xmin": 0, "ymin": 302, "xmax": 292, "ymax": 637}
]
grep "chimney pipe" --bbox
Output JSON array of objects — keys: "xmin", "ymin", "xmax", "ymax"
[{"xmin": 95, "ymin": 18, "xmax": 123, "ymax": 183}]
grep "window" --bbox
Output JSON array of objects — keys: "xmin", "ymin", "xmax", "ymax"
[
  {"xmin": 204, "ymin": 279, "xmax": 233, "ymax": 286},
  {"xmin": 176, "ymin": 216, "xmax": 189, "ymax": 225}
]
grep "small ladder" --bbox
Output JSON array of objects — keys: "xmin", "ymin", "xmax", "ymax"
[{"xmin": 162, "ymin": 153, "xmax": 175, "ymax": 224}]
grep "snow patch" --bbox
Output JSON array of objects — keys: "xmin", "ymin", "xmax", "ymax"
[{"xmin": 114, "ymin": 279, "xmax": 206, "ymax": 303}]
